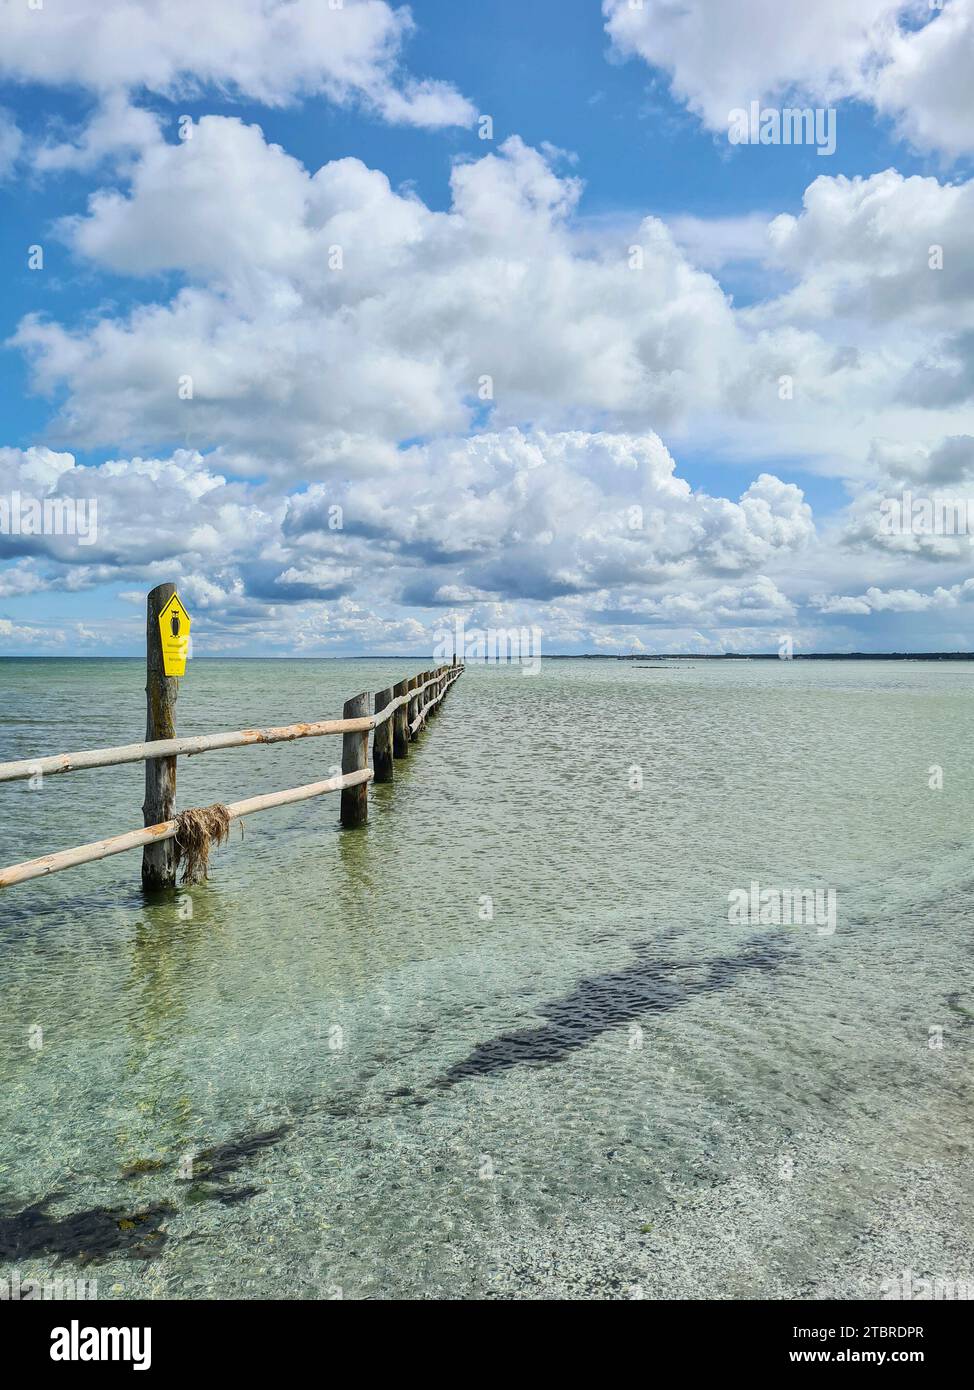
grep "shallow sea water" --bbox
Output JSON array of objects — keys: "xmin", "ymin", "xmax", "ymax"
[{"xmin": 1, "ymin": 657, "xmax": 972, "ymax": 1299}]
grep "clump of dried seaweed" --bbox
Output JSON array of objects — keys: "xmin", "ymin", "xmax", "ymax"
[{"xmin": 173, "ymin": 803, "xmax": 232, "ymax": 884}]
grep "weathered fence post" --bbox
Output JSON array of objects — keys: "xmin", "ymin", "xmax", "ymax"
[
  {"xmin": 373, "ymin": 687, "xmax": 394, "ymax": 783},
  {"xmin": 392, "ymin": 678, "xmax": 410, "ymax": 758},
  {"xmin": 142, "ymin": 583, "xmax": 179, "ymax": 890},
  {"xmin": 407, "ymin": 675, "xmax": 419, "ymax": 739},
  {"xmin": 340, "ymin": 692, "xmax": 370, "ymax": 827}
]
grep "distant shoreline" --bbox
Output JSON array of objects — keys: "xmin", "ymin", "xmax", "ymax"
[
  {"xmin": 616, "ymin": 652, "xmax": 974, "ymax": 662},
  {"xmin": 2, "ymin": 653, "xmax": 974, "ymax": 663}
]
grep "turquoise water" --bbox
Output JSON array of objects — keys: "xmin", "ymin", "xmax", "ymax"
[{"xmin": 1, "ymin": 658, "xmax": 972, "ymax": 1299}]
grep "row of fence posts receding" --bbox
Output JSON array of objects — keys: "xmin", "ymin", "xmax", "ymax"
[{"xmin": 0, "ymin": 583, "xmax": 464, "ymax": 893}]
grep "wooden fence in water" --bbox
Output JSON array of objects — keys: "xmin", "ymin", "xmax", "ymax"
[{"xmin": 0, "ymin": 583, "xmax": 464, "ymax": 893}]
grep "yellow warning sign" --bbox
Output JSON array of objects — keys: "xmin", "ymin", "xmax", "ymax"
[{"xmin": 158, "ymin": 593, "xmax": 192, "ymax": 677}]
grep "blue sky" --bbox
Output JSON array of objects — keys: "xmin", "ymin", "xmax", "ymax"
[{"xmin": 1, "ymin": 0, "xmax": 973, "ymax": 655}]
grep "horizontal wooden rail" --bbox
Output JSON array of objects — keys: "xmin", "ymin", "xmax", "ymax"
[
  {"xmin": 0, "ymin": 670, "xmax": 456, "ymax": 784},
  {"xmin": 0, "ymin": 770, "xmax": 374, "ymax": 890},
  {"xmin": 411, "ymin": 691, "xmax": 442, "ymax": 734},
  {"xmin": 0, "ymin": 719, "xmax": 370, "ymax": 785},
  {"xmin": 410, "ymin": 667, "xmax": 462, "ymax": 733}
]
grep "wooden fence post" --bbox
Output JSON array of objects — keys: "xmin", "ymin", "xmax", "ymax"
[
  {"xmin": 407, "ymin": 675, "xmax": 419, "ymax": 739},
  {"xmin": 142, "ymin": 583, "xmax": 179, "ymax": 890},
  {"xmin": 392, "ymin": 678, "xmax": 410, "ymax": 758},
  {"xmin": 340, "ymin": 692, "xmax": 370, "ymax": 827},
  {"xmin": 373, "ymin": 687, "xmax": 394, "ymax": 783}
]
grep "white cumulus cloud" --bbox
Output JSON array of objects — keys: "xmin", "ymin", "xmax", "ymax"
[
  {"xmin": 603, "ymin": 0, "xmax": 974, "ymax": 159},
  {"xmin": 0, "ymin": 0, "xmax": 475, "ymax": 128}
]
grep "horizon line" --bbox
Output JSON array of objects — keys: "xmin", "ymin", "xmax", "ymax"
[{"xmin": 2, "ymin": 652, "xmax": 974, "ymax": 662}]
